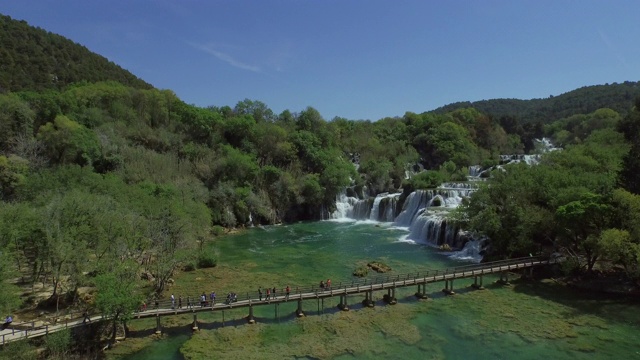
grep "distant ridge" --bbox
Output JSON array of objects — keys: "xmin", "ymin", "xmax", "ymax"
[
  {"xmin": 429, "ymin": 81, "xmax": 640, "ymax": 123},
  {"xmin": 0, "ymin": 14, "xmax": 152, "ymax": 92}
]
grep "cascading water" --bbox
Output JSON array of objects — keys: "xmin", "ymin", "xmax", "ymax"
[
  {"xmin": 332, "ymin": 183, "xmax": 483, "ymax": 260},
  {"xmin": 331, "ymin": 190, "xmax": 359, "ymax": 220},
  {"xmin": 369, "ymin": 193, "xmax": 386, "ymax": 221}
]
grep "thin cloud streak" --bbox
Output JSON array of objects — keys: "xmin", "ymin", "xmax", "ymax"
[
  {"xmin": 191, "ymin": 42, "xmax": 260, "ymax": 72},
  {"xmin": 598, "ymin": 29, "xmax": 629, "ymax": 69}
]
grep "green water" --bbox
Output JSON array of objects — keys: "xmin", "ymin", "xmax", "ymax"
[{"xmin": 115, "ymin": 221, "xmax": 640, "ymax": 360}]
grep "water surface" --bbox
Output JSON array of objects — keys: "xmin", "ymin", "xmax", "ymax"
[{"xmin": 115, "ymin": 221, "xmax": 640, "ymax": 360}]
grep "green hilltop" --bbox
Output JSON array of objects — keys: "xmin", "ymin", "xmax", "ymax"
[
  {"xmin": 0, "ymin": 14, "xmax": 152, "ymax": 92},
  {"xmin": 430, "ymin": 81, "xmax": 640, "ymax": 124}
]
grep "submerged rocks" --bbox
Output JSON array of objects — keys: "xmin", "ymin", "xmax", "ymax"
[
  {"xmin": 367, "ymin": 262, "xmax": 391, "ymax": 273},
  {"xmin": 353, "ymin": 266, "xmax": 369, "ymax": 277}
]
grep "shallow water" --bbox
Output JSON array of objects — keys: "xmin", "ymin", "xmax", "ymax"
[{"xmin": 115, "ymin": 221, "xmax": 640, "ymax": 360}]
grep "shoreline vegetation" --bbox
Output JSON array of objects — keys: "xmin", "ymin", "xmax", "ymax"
[{"xmin": 0, "ymin": 14, "xmax": 639, "ymax": 360}]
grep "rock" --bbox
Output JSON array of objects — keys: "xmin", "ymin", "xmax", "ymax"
[
  {"xmin": 367, "ymin": 262, "xmax": 391, "ymax": 273},
  {"xmin": 140, "ymin": 271, "xmax": 155, "ymax": 282},
  {"xmin": 439, "ymin": 244, "xmax": 452, "ymax": 251},
  {"xmin": 167, "ymin": 278, "xmax": 175, "ymax": 285}
]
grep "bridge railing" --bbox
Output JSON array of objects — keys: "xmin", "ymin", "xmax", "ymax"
[
  {"xmin": 2, "ymin": 255, "xmax": 552, "ymax": 343},
  {"xmin": 154, "ymin": 256, "xmax": 548, "ymax": 309}
]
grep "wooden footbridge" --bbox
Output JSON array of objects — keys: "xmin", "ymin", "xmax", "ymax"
[{"xmin": 0, "ymin": 256, "xmax": 554, "ymax": 345}]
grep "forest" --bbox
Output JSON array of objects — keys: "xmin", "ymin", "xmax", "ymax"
[{"xmin": 0, "ymin": 14, "xmax": 639, "ymax": 352}]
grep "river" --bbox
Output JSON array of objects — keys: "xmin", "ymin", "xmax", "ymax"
[{"xmin": 112, "ymin": 220, "xmax": 640, "ymax": 360}]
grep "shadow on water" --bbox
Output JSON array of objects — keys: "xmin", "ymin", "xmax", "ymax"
[{"xmin": 510, "ymin": 277, "xmax": 640, "ymax": 326}]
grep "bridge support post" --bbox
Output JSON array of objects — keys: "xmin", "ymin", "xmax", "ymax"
[
  {"xmin": 362, "ymin": 291, "xmax": 375, "ymax": 307},
  {"xmin": 337, "ymin": 294, "xmax": 349, "ymax": 311},
  {"xmin": 192, "ymin": 313, "xmax": 199, "ymax": 331},
  {"xmin": 415, "ymin": 283, "xmax": 429, "ymax": 299},
  {"xmin": 498, "ymin": 271, "xmax": 510, "ymax": 285},
  {"xmin": 155, "ymin": 315, "xmax": 162, "ymax": 335},
  {"xmin": 247, "ymin": 304, "xmax": 256, "ymax": 324},
  {"xmin": 442, "ymin": 280, "xmax": 455, "ymax": 295},
  {"xmin": 471, "ymin": 275, "xmax": 485, "ymax": 290},
  {"xmin": 296, "ymin": 299, "xmax": 305, "ymax": 317},
  {"xmin": 383, "ymin": 288, "xmax": 397, "ymax": 305}
]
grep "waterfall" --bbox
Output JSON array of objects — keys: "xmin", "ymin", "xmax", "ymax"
[
  {"xmin": 448, "ymin": 239, "xmax": 484, "ymax": 263},
  {"xmin": 369, "ymin": 193, "xmax": 386, "ymax": 221},
  {"xmin": 351, "ymin": 199, "xmax": 373, "ymax": 219},
  {"xmin": 332, "ymin": 191, "xmax": 400, "ymax": 222},
  {"xmin": 394, "ymin": 190, "xmax": 431, "ymax": 227},
  {"xmin": 331, "ymin": 191, "xmax": 359, "ymax": 220},
  {"xmin": 331, "ymin": 183, "xmax": 483, "ymax": 259}
]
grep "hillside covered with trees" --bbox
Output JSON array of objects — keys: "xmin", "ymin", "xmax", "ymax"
[
  {"xmin": 431, "ymin": 81, "xmax": 640, "ymax": 124},
  {"xmin": 0, "ymin": 14, "xmax": 639, "ymax": 355},
  {"xmin": 0, "ymin": 14, "xmax": 151, "ymax": 92}
]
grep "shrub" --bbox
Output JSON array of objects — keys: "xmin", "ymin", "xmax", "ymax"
[
  {"xmin": 197, "ymin": 252, "xmax": 217, "ymax": 269},
  {"xmin": 183, "ymin": 261, "xmax": 196, "ymax": 272}
]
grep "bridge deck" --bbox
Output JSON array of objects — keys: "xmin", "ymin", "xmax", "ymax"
[{"xmin": 0, "ymin": 257, "xmax": 550, "ymax": 344}]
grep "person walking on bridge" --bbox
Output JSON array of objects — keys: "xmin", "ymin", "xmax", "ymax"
[
  {"xmin": 272, "ymin": 287, "xmax": 277, "ymax": 299},
  {"xmin": 178, "ymin": 296, "xmax": 182, "ymax": 309},
  {"xmin": 258, "ymin": 287, "xmax": 263, "ymax": 301},
  {"xmin": 285, "ymin": 285, "xmax": 291, "ymax": 300},
  {"xmin": 82, "ymin": 309, "xmax": 91, "ymax": 324},
  {"xmin": 266, "ymin": 287, "xmax": 271, "ymax": 301}
]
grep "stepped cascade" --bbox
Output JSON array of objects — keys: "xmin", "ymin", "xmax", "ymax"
[
  {"xmin": 332, "ymin": 182, "xmax": 480, "ymax": 260},
  {"xmin": 331, "ymin": 138, "xmax": 559, "ymax": 262}
]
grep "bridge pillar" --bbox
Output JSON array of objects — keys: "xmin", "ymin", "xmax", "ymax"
[
  {"xmin": 471, "ymin": 275, "xmax": 485, "ymax": 290},
  {"xmin": 192, "ymin": 313, "xmax": 199, "ymax": 331},
  {"xmin": 247, "ymin": 304, "xmax": 256, "ymax": 324},
  {"xmin": 442, "ymin": 280, "xmax": 455, "ymax": 295},
  {"xmin": 498, "ymin": 271, "xmax": 510, "ymax": 285},
  {"xmin": 362, "ymin": 290, "xmax": 375, "ymax": 307},
  {"xmin": 383, "ymin": 288, "xmax": 397, "ymax": 305},
  {"xmin": 155, "ymin": 315, "xmax": 162, "ymax": 335},
  {"xmin": 337, "ymin": 294, "xmax": 349, "ymax": 311},
  {"xmin": 296, "ymin": 299, "xmax": 305, "ymax": 317},
  {"xmin": 415, "ymin": 283, "xmax": 429, "ymax": 299}
]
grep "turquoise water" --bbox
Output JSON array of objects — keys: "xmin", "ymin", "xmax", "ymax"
[{"xmin": 115, "ymin": 221, "xmax": 640, "ymax": 360}]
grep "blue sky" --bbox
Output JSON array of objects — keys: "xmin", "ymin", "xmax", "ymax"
[{"xmin": 1, "ymin": 1, "xmax": 638, "ymax": 121}]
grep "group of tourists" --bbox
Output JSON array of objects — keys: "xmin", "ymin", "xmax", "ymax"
[
  {"xmin": 258, "ymin": 285, "xmax": 291, "ymax": 301},
  {"xmin": 225, "ymin": 292, "xmax": 238, "ymax": 304},
  {"xmin": 319, "ymin": 278, "xmax": 331, "ymax": 291},
  {"xmin": 137, "ymin": 280, "xmax": 337, "ymax": 313}
]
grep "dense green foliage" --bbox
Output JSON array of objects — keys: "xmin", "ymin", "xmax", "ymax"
[
  {"xmin": 456, "ymin": 103, "xmax": 640, "ymax": 280},
  {"xmin": 432, "ymin": 81, "xmax": 640, "ymax": 124},
  {"xmin": 0, "ymin": 15, "xmax": 151, "ymax": 92}
]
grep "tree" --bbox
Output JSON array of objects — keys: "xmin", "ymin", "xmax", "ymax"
[
  {"xmin": 0, "ymin": 154, "xmax": 29, "ymax": 200},
  {"xmin": 94, "ymin": 262, "xmax": 142, "ymax": 345},
  {"xmin": 37, "ymin": 115, "xmax": 100, "ymax": 166},
  {"xmin": 619, "ymin": 97, "xmax": 640, "ymax": 194},
  {"xmin": 0, "ymin": 94, "xmax": 35, "ymax": 149},
  {"xmin": 556, "ymin": 192, "xmax": 612, "ymax": 271}
]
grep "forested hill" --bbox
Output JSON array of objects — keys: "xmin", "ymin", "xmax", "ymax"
[
  {"xmin": 430, "ymin": 81, "xmax": 640, "ymax": 124},
  {"xmin": 0, "ymin": 14, "xmax": 152, "ymax": 92}
]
